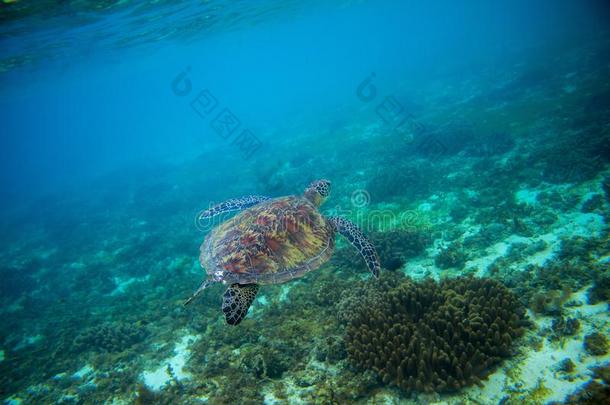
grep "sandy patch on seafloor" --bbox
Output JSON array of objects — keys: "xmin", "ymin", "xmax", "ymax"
[
  {"xmin": 141, "ymin": 332, "xmax": 200, "ymax": 391},
  {"xmin": 456, "ymin": 287, "xmax": 610, "ymax": 404}
]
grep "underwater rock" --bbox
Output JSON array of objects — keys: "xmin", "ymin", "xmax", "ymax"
[
  {"xmin": 463, "ymin": 223, "xmax": 510, "ymax": 250},
  {"xmin": 505, "ymin": 67, "xmax": 552, "ymax": 92},
  {"xmin": 435, "ymin": 242, "xmax": 467, "ymax": 270},
  {"xmin": 211, "ymin": 371, "xmax": 263, "ymax": 404},
  {"xmin": 240, "ymin": 343, "xmax": 290, "ymax": 379},
  {"xmin": 581, "ymin": 194, "xmax": 604, "ymax": 213},
  {"xmin": 365, "ymin": 161, "xmax": 437, "ymax": 201},
  {"xmin": 255, "ymin": 160, "xmax": 293, "ymax": 195},
  {"xmin": 314, "ymin": 336, "xmax": 347, "ymax": 363},
  {"xmin": 529, "ymin": 289, "xmax": 571, "ymax": 316},
  {"xmin": 550, "ymin": 317, "xmax": 580, "ymax": 340},
  {"xmin": 557, "ymin": 236, "xmax": 606, "ymax": 265},
  {"xmin": 562, "ymin": 364, "xmax": 610, "ymax": 405},
  {"xmin": 585, "ymin": 88, "xmax": 610, "ymax": 115},
  {"xmin": 584, "ymin": 332, "xmax": 609, "ymax": 356},
  {"xmin": 241, "ymin": 353, "xmax": 267, "ymax": 378},
  {"xmin": 464, "ymin": 132, "xmax": 515, "ymax": 157},
  {"xmin": 411, "ymin": 121, "xmax": 474, "ymax": 158},
  {"xmin": 345, "ymin": 275, "xmax": 527, "ymax": 393},
  {"xmin": 534, "ymin": 128, "xmax": 609, "ymax": 184},
  {"xmin": 564, "ymin": 364, "xmax": 610, "ymax": 404},
  {"xmin": 501, "ymin": 236, "xmax": 608, "ymax": 308},
  {"xmin": 135, "ymin": 384, "xmax": 158, "ymax": 405},
  {"xmin": 565, "ymin": 381, "xmax": 610, "ymax": 404},
  {"xmin": 74, "ymin": 323, "xmax": 148, "ymax": 353},
  {"xmin": 588, "ymin": 271, "xmax": 610, "ymax": 304},
  {"xmin": 602, "ymin": 177, "xmax": 610, "ymax": 203},
  {"xmin": 449, "ymin": 204, "xmax": 470, "ymax": 222},
  {"xmin": 594, "ymin": 363, "xmax": 610, "ymax": 386},
  {"xmin": 555, "ymin": 358, "xmax": 575, "ymax": 373}
]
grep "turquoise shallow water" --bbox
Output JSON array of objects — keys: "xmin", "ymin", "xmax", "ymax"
[{"xmin": 1, "ymin": 1, "xmax": 609, "ymax": 404}]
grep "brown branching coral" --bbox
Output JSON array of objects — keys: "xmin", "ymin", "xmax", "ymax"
[
  {"xmin": 335, "ymin": 272, "xmax": 404, "ymax": 325},
  {"xmin": 345, "ymin": 276, "xmax": 527, "ymax": 393}
]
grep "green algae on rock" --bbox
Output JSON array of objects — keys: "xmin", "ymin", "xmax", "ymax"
[
  {"xmin": 584, "ymin": 332, "xmax": 609, "ymax": 356},
  {"xmin": 562, "ymin": 363, "xmax": 610, "ymax": 404},
  {"xmin": 345, "ymin": 276, "xmax": 528, "ymax": 393},
  {"xmin": 74, "ymin": 323, "xmax": 149, "ymax": 353},
  {"xmin": 435, "ymin": 241, "xmax": 468, "ymax": 270}
]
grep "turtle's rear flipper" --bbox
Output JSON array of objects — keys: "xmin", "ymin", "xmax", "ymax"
[{"xmin": 222, "ymin": 283, "xmax": 259, "ymax": 325}]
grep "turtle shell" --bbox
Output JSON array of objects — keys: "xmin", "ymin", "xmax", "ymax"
[{"xmin": 200, "ymin": 196, "xmax": 335, "ymax": 285}]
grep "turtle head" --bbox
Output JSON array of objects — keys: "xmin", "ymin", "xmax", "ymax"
[{"xmin": 304, "ymin": 179, "xmax": 331, "ymax": 207}]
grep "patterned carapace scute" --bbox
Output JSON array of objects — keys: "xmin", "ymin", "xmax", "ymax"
[{"xmin": 201, "ymin": 196, "xmax": 335, "ymax": 285}]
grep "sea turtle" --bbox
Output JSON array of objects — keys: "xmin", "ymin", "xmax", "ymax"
[{"xmin": 184, "ymin": 179, "xmax": 381, "ymax": 325}]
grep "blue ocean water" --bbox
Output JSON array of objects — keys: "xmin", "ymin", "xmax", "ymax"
[{"xmin": 1, "ymin": 1, "xmax": 609, "ymax": 404}]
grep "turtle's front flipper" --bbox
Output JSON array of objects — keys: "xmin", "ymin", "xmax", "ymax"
[
  {"xmin": 198, "ymin": 196, "xmax": 270, "ymax": 221},
  {"xmin": 222, "ymin": 284, "xmax": 259, "ymax": 325},
  {"xmin": 328, "ymin": 217, "xmax": 381, "ymax": 278}
]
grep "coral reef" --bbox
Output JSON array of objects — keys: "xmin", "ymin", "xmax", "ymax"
[
  {"xmin": 581, "ymin": 193, "xmax": 604, "ymax": 213},
  {"xmin": 435, "ymin": 242, "xmax": 467, "ymax": 270},
  {"xmin": 529, "ymin": 288, "xmax": 571, "ymax": 316},
  {"xmin": 185, "ymin": 269, "xmax": 355, "ymax": 403},
  {"xmin": 563, "ymin": 380, "xmax": 610, "ymax": 404},
  {"xmin": 463, "ymin": 223, "xmax": 510, "ymax": 251},
  {"xmin": 465, "ymin": 131, "xmax": 515, "ymax": 157},
  {"xmin": 603, "ymin": 176, "xmax": 610, "ymax": 202},
  {"xmin": 589, "ymin": 270, "xmax": 610, "ymax": 304},
  {"xmin": 550, "ymin": 317, "xmax": 580, "ymax": 340},
  {"xmin": 2, "ymin": 24, "xmax": 610, "ymax": 405},
  {"xmin": 314, "ymin": 336, "xmax": 347, "ymax": 363},
  {"xmin": 365, "ymin": 160, "xmax": 439, "ymax": 201},
  {"xmin": 499, "ymin": 236, "xmax": 609, "ymax": 309},
  {"xmin": 562, "ymin": 364, "xmax": 610, "ymax": 404},
  {"xmin": 411, "ymin": 121, "xmax": 475, "ymax": 158},
  {"xmin": 74, "ymin": 323, "xmax": 148, "ymax": 353},
  {"xmin": 584, "ymin": 332, "xmax": 609, "ymax": 356},
  {"xmin": 345, "ymin": 276, "xmax": 527, "ymax": 393},
  {"xmin": 555, "ymin": 358, "xmax": 575, "ymax": 373},
  {"xmin": 135, "ymin": 384, "xmax": 159, "ymax": 405},
  {"xmin": 240, "ymin": 342, "xmax": 290, "ymax": 379}
]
